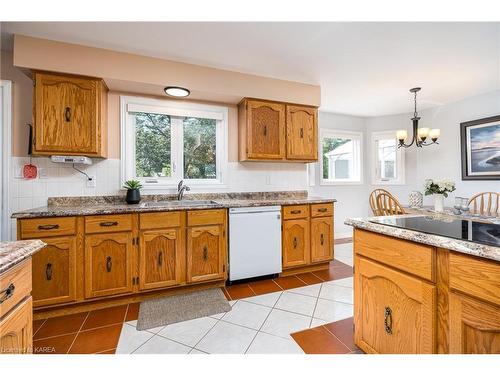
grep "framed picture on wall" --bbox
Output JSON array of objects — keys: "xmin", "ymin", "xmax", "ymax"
[{"xmin": 460, "ymin": 115, "xmax": 500, "ymax": 180}]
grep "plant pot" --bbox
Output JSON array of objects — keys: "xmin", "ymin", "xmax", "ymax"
[
  {"xmin": 434, "ymin": 194, "xmax": 444, "ymax": 212},
  {"xmin": 126, "ymin": 189, "xmax": 141, "ymax": 204}
]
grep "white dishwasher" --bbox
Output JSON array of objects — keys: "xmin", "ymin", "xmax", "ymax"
[{"xmin": 229, "ymin": 206, "xmax": 282, "ymax": 282}]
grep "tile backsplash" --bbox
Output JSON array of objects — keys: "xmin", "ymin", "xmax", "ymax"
[{"xmin": 8, "ymin": 156, "xmax": 308, "ymax": 240}]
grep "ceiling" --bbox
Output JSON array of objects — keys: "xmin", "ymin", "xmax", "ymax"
[{"xmin": 1, "ymin": 22, "xmax": 500, "ymax": 116}]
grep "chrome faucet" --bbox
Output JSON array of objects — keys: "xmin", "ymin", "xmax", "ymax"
[{"xmin": 177, "ymin": 180, "xmax": 191, "ymax": 200}]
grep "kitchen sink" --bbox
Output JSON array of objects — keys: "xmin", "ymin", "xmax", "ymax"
[{"xmin": 139, "ymin": 200, "xmax": 219, "ymax": 208}]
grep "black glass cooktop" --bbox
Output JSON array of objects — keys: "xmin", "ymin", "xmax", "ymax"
[{"xmin": 369, "ymin": 216, "xmax": 500, "ymax": 247}]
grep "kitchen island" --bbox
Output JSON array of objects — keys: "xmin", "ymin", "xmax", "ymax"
[
  {"xmin": 1, "ymin": 240, "xmax": 46, "ymax": 354},
  {"xmin": 345, "ymin": 214, "xmax": 499, "ymax": 354}
]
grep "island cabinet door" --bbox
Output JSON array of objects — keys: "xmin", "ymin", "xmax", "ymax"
[
  {"xmin": 310, "ymin": 217, "xmax": 333, "ymax": 263},
  {"xmin": 0, "ymin": 297, "xmax": 33, "ymax": 354},
  {"xmin": 282, "ymin": 219, "xmax": 311, "ymax": 268},
  {"xmin": 139, "ymin": 229, "xmax": 183, "ymax": 291},
  {"xmin": 354, "ymin": 257, "xmax": 436, "ymax": 354},
  {"xmin": 187, "ymin": 225, "xmax": 224, "ymax": 283},
  {"xmin": 84, "ymin": 232, "xmax": 134, "ymax": 298},
  {"xmin": 32, "ymin": 236, "xmax": 77, "ymax": 307},
  {"xmin": 449, "ymin": 292, "xmax": 500, "ymax": 354}
]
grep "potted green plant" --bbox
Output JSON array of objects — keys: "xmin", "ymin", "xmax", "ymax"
[
  {"xmin": 424, "ymin": 179, "xmax": 456, "ymax": 212},
  {"xmin": 123, "ymin": 180, "xmax": 143, "ymax": 204}
]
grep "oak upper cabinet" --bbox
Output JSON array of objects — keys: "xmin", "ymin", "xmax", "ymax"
[
  {"xmin": 282, "ymin": 219, "xmax": 311, "ymax": 268},
  {"xmin": 139, "ymin": 229, "xmax": 183, "ymax": 290},
  {"xmin": 33, "ymin": 71, "xmax": 108, "ymax": 157},
  {"xmin": 310, "ymin": 217, "xmax": 333, "ymax": 263},
  {"xmin": 84, "ymin": 232, "xmax": 134, "ymax": 298},
  {"xmin": 238, "ymin": 99, "xmax": 286, "ymax": 161},
  {"xmin": 186, "ymin": 210, "xmax": 226, "ymax": 283},
  {"xmin": 31, "ymin": 236, "xmax": 77, "ymax": 307},
  {"xmin": 354, "ymin": 257, "xmax": 436, "ymax": 354},
  {"xmin": 286, "ymin": 105, "xmax": 317, "ymax": 160},
  {"xmin": 0, "ymin": 298, "xmax": 33, "ymax": 355}
]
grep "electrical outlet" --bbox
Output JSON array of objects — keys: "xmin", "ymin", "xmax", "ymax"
[
  {"xmin": 14, "ymin": 167, "xmax": 23, "ymax": 179},
  {"xmin": 266, "ymin": 175, "xmax": 271, "ymax": 185},
  {"xmin": 38, "ymin": 168, "xmax": 48, "ymax": 179},
  {"xmin": 86, "ymin": 175, "xmax": 96, "ymax": 188}
]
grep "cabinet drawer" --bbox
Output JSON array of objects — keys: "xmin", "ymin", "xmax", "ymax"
[
  {"xmin": 85, "ymin": 214, "xmax": 133, "ymax": 234},
  {"xmin": 19, "ymin": 217, "xmax": 76, "ymax": 239},
  {"xmin": 140, "ymin": 212, "xmax": 182, "ymax": 230},
  {"xmin": 187, "ymin": 210, "xmax": 225, "ymax": 226},
  {"xmin": 311, "ymin": 203, "xmax": 333, "ymax": 217},
  {"xmin": 449, "ymin": 252, "xmax": 500, "ymax": 306},
  {"xmin": 0, "ymin": 259, "xmax": 32, "ymax": 320},
  {"xmin": 355, "ymin": 229, "xmax": 435, "ymax": 282},
  {"xmin": 282, "ymin": 205, "xmax": 309, "ymax": 220}
]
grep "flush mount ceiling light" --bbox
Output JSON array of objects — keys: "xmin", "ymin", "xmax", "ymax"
[
  {"xmin": 396, "ymin": 87, "xmax": 440, "ymax": 148},
  {"xmin": 164, "ymin": 86, "xmax": 190, "ymax": 98}
]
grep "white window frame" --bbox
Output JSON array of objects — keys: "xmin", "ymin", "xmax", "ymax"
[
  {"xmin": 371, "ymin": 131, "xmax": 405, "ymax": 185},
  {"xmin": 120, "ymin": 95, "xmax": 228, "ymax": 190},
  {"xmin": 319, "ymin": 129, "xmax": 363, "ymax": 185}
]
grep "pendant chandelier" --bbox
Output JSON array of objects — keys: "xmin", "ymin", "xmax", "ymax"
[{"xmin": 396, "ymin": 87, "xmax": 440, "ymax": 148}]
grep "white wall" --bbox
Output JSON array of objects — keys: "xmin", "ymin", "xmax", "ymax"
[{"xmin": 309, "ymin": 112, "xmax": 368, "ymax": 237}]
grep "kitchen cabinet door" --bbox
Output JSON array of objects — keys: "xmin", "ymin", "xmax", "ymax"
[
  {"xmin": 0, "ymin": 297, "xmax": 32, "ymax": 354},
  {"xmin": 31, "ymin": 236, "xmax": 77, "ymax": 307},
  {"xmin": 244, "ymin": 99, "xmax": 286, "ymax": 160},
  {"xmin": 33, "ymin": 72, "xmax": 107, "ymax": 157},
  {"xmin": 354, "ymin": 257, "xmax": 436, "ymax": 354},
  {"xmin": 286, "ymin": 105, "xmax": 317, "ymax": 160},
  {"xmin": 449, "ymin": 292, "xmax": 500, "ymax": 354},
  {"xmin": 84, "ymin": 232, "xmax": 133, "ymax": 298},
  {"xmin": 187, "ymin": 225, "xmax": 225, "ymax": 283},
  {"xmin": 282, "ymin": 219, "xmax": 310, "ymax": 268},
  {"xmin": 139, "ymin": 229, "xmax": 183, "ymax": 290},
  {"xmin": 310, "ymin": 217, "xmax": 333, "ymax": 263}
]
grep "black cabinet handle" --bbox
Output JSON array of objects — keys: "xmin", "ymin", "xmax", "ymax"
[
  {"xmin": 263, "ymin": 125, "xmax": 267, "ymax": 136},
  {"xmin": 384, "ymin": 306, "xmax": 393, "ymax": 335},
  {"xmin": 0, "ymin": 284, "xmax": 15, "ymax": 304},
  {"xmin": 46, "ymin": 263, "xmax": 53, "ymax": 281},
  {"xmin": 158, "ymin": 251, "xmax": 163, "ymax": 267},
  {"xmin": 64, "ymin": 107, "xmax": 71, "ymax": 122},
  {"xmin": 106, "ymin": 256, "xmax": 112, "ymax": 272},
  {"xmin": 203, "ymin": 246, "xmax": 208, "ymax": 261},
  {"xmin": 317, "ymin": 208, "xmax": 328, "ymax": 213},
  {"xmin": 293, "ymin": 237, "xmax": 298, "ymax": 249},
  {"xmin": 300, "ymin": 128, "xmax": 304, "ymax": 138},
  {"xmin": 38, "ymin": 224, "xmax": 59, "ymax": 230},
  {"xmin": 320, "ymin": 233, "xmax": 324, "ymax": 246},
  {"xmin": 99, "ymin": 221, "xmax": 118, "ymax": 227},
  {"xmin": 290, "ymin": 210, "xmax": 301, "ymax": 214}
]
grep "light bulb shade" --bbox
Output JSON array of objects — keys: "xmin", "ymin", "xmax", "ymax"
[
  {"xmin": 396, "ymin": 130, "xmax": 408, "ymax": 141},
  {"xmin": 417, "ymin": 127, "xmax": 430, "ymax": 140},
  {"xmin": 164, "ymin": 86, "xmax": 190, "ymax": 97},
  {"xmin": 429, "ymin": 128, "xmax": 441, "ymax": 140}
]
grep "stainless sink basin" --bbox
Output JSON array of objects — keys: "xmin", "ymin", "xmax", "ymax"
[{"xmin": 139, "ymin": 200, "xmax": 218, "ymax": 208}]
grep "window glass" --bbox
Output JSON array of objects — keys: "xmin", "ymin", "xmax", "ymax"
[
  {"xmin": 321, "ymin": 133, "xmax": 361, "ymax": 183},
  {"xmin": 183, "ymin": 117, "xmax": 217, "ymax": 179}
]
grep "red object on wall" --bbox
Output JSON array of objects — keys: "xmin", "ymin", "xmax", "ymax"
[{"xmin": 23, "ymin": 163, "xmax": 37, "ymax": 179}]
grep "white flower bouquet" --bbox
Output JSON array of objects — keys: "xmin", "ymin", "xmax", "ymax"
[{"xmin": 424, "ymin": 179, "xmax": 456, "ymax": 198}]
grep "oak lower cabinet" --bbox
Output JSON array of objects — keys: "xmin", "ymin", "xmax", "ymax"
[
  {"xmin": 310, "ymin": 217, "xmax": 333, "ymax": 263},
  {"xmin": 0, "ymin": 297, "xmax": 33, "ymax": 354},
  {"xmin": 31, "ymin": 236, "xmax": 77, "ymax": 307},
  {"xmin": 84, "ymin": 232, "xmax": 134, "ymax": 298},
  {"xmin": 449, "ymin": 292, "xmax": 500, "ymax": 354},
  {"xmin": 282, "ymin": 219, "xmax": 311, "ymax": 268},
  {"xmin": 139, "ymin": 228, "xmax": 183, "ymax": 290},
  {"xmin": 354, "ymin": 256, "xmax": 436, "ymax": 354},
  {"xmin": 187, "ymin": 225, "xmax": 225, "ymax": 283}
]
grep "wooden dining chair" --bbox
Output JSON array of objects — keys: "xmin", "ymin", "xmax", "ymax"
[
  {"xmin": 376, "ymin": 192, "xmax": 406, "ymax": 216},
  {"xmin": 468, "ymin": 192, "xmax": 500, "ymax": 216},
  {"xmin": 369, "ymin": 189, "xmax": 399, "ymax": 216}
]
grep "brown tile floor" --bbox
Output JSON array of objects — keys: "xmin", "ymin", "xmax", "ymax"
[
  {"xmin": 32, "ymin": 255, "xmax": 354, "ymax": 354},
  {"xmin": 291, "ymin": 317, "xmax": 360, "ymax": 354}
]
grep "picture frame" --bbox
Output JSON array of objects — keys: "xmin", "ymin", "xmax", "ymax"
[{"xmin": 460, "ymin": 115, "xmax": 500, "ymax": 180}]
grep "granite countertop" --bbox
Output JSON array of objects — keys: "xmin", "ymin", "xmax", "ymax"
[
  {"xmin": 345, "ymin": 214, "xmax": 500, "ymax": 263},
  {"xmin": 11, "ymin": 191, "xmax": 336, "ymax": 219},
  {"xmin": 0, "ymin": 240, "xmax": 46, "ymax": 274}
]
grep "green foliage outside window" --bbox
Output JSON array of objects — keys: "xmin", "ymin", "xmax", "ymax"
[{"xmin": 183, "ymin": 117, "xmax": 217, "ymax": 179}]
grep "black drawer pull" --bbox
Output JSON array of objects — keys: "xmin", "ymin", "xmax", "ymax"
[
  {"xmin": 99, "ymin": 221, "xmax": 118, "ymax": 227},
  {"xmin": 317, "ymin": 208, "xmax": 328, "ymax": 213},
  {"xmin": 0, "ymin": 284, "xmax": 15, "ymax": 304},
  {"xmin": 106, "ymin": 256, "xmax": 112, "ymax": 272},
  {"xmin": 158, "ymin": 251, "xmax": 163, "ymax": 267},
  {"xmin": 384, "ymin": 306, "xmax": 393, "ymax": 335},
  {"xmin": 38, "ymin": 224, "xmax": 59, "ymax": 230},
  {"xmin": 290, "ymin": 210, "xmax": 301, "ymax": 214},
  {"xmin": 46, "ymin": 263, "xmax": 53, "ymax": 281}
]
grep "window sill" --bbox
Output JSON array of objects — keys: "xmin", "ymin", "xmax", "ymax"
[
  {"xmin": 371, "ymin": 180, "xmax": 406, "ymax": 186},
  {"xmin": 320, "ymin": 180, "xmax": 364, "ymax": 186}
]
